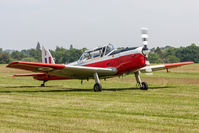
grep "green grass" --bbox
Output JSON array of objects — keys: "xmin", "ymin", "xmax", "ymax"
[{"xmin": 0, "ymin": 64, "xmax": 199, "ymax": 133}]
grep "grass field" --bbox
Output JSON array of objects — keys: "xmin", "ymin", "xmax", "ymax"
[{"xmin": 0, "ymin": 64, "xmax": 199, "ymax": 133}]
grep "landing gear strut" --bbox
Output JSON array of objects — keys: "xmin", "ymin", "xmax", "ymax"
[
  {"xmin": 134, "ymin": 71, "xmax": 148, "ymax": 90},
  {"xmin": 41, "ymin": 80, "xmax": 47, "ymax": 87},
  {"xmin": 93, "ymin": 72, "xmax": 102, "ymax": 92}
]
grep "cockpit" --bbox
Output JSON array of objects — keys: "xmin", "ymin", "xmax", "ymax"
[
  {"xmin": 78, "ymin": 44, "xmax": 139, "ymax": 63},
  {"xmin": 79, "ymin": 44, "xmax": 115, "ymax": 61}
]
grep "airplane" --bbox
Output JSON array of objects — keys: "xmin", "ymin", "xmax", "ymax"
[{"xmin": 7, "ymin": 28, "xmax": 194, "ymax": 91}]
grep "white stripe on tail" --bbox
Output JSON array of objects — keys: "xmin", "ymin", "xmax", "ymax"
[{"xmin": 42, "ymin": 45, "xmax": 55, "ymax": 64}]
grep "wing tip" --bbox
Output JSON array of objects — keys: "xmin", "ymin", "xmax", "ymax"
[
  {"xmin": 165, "ymin": 61, "xmax": 194, "ymax": 68},
  {"xmin": 9, "ymin": 75, "xmax": 16, "ymax": 77},
  {"xmin": 7, "ymin": 61, "xmax": 20, "ymax": 67}
]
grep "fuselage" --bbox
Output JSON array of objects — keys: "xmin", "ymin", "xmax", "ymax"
[
  {"xmin": 78, "ymin": 46, "xmax": 146, "ymax": 75},
  {"xmin": 34, "ymin": 46, "xmax": 147, "ymax": 81}
]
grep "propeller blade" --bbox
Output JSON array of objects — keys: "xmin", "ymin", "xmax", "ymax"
[{"xmin": 141, "ymin": 27, "xmax": 149, "ymax": 48}]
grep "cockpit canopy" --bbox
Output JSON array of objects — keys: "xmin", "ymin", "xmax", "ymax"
[{"xmin": 79, "ymin": 44, "xmax": 115, "ymax": 61}]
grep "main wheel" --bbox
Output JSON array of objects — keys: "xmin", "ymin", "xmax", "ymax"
[
  {"xmin": 93, "ymin": 83, "xmax": 102, "ymax": 92},
  {"xmin": 140, "ymin": 82, "xmax": 148, "ymax": 90}
]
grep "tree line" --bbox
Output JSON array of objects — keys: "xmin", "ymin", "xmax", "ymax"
[
  {"xmin": 0, "ymin": 43, "xmax": 198, "ymax": 64},
  {"xmin": 149, "ymin": 43, "xmax": 199, "ymax": 63}
]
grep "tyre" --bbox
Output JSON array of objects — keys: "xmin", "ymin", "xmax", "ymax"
[
  {"xmin": 93, "ymin": 83, "xmax": 102, "ymax": 92},
  {"xmin": 41, "ymin": 84, "xmax": 45, "ymax": 87},
  {"xmin": 140, "ymin": 82, "xmax": 148, "ymax": 90}
]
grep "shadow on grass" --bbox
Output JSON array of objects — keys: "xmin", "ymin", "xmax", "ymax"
[
  {"xmin": 5, "ymin": 86, "xmax": 57, "ymax": 88},
  {"xmin": 104, "ymin": 86, "xmax": 175, "ymax": 91},
  {"xmin": 150, "ymin": 86, "xmax": 176, "ymax": 89},
  {"xmin": 0, "ymin": 85, "xmax": 174, "ymax": 93}
]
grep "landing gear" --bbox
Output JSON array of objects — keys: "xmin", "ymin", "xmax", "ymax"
[
  {"xmin": 134, "ymin": 71, "xmax": 148, "ymax": 90},
  {"xmin": 93, "ymin": 72, "xmax": 102, "ymax": 92},
  {"xmin": 140, "ymin": 82, "xmax": 148, "ymax": 90},
  {"xmin": 41, "ymin": 80, "xmax": 47, "ymax": 87},
  {"xmin": 94, "ymin": 83, "xmax": 102, "ymax": 92}
]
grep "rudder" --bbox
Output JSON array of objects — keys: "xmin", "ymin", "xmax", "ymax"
[{"xmin": 42, "ymin": 45, "xmax": 55, "ymax": 64}]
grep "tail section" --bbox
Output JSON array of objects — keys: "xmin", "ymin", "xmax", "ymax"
[{"xmin": 42, "ymin": 45, "xmax": 55, "ymax": 64}]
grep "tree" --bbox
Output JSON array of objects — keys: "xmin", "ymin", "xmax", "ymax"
[
  {"xmin": 0, "ymin": 52, "xmax": 11, "ymax": 64},
  {"xmin": 68, "ymin": 48, "xmax": 83, "ymax": 63},
  {"xmin": 28, "ymin": 49, "xmax": 41, "ymax": 62},
  {"xmin": 162, "ymin": 47, "xmax": 178, "ymax": 62},
  {"xmin": 53, "ymin": 46, "xmax": 68, "ymax": 63},
  {"xmin": 21, "ymin": 57, "xmax": 38, "ymax": 62},
  {"xmin": 53, "ymin": 46, "xmax": 83, "ymax": 64},
  {"xmin": 21, "ymin": 49, "xmax": 29, "ymax": 55},
  {"xmin": 176, "ymin": 44, "xmax": 199, "ymax": 63},
  {"xmin": 154, "ymin": 47, "xmax": 163, "ymax": 57},
  {"xmin": 81, "ymin": 48, "xmax": 87, "ymax": 53},
  {"xmin": 166, "ymin": 55, "xmax": 180, "ymax": 63},
  {"xmin": 36, "ymin": 42, "xmax": 41, "ymax": 50},
  {"xmin": 70, "ymin": 44, "xmax": 73, "ymax": 50},
  {"xmin": 148, "ymin": 53, "xmax": 163, "ymax": 63},
  {"xmin": 163, "ymin": 47, "xmax": 177, "ymax": 58},
  {"xmin": 11, "ymin": 51, "xmax": 27, "ymax": 60}
]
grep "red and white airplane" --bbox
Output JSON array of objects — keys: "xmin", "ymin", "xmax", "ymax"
[{"xmin": 7, "ymin": 28, "xmax": 193, "ymax": 91}]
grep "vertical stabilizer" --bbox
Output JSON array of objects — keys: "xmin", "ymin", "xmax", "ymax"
[{"xmin": 42, "ymin": 45, "xmax": 55, "ymax": 64}]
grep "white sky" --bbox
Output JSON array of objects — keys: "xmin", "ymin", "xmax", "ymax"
[{"xmin": 0, "ymin": 0, "xmax": 199, "ymax": 50}]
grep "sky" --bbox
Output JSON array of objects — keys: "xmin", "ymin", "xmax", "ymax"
[{"xmin": 0, "ymin": 0, "xmax": 199, "ymax": 50}]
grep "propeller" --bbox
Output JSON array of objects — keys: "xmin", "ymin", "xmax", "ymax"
[{"xmin": 141, "ymin": 27, "xmax": 152, "ymax": 73}]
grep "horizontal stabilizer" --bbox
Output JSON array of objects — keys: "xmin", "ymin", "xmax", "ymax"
[
  {"xmin": 7, "ymin": 61, "xmax": 65, "ymax": 73},
  {"xmin": 10, "ymin": 73, "xmax": 45, "ymax": 77}
]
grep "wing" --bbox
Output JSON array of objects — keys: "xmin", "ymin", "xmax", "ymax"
[
  {"xmin": 7, "ymin": 61, "xmax": 117, "ymax": 79},
  {"xmin": 139, "ymin": 61, "xmax": 194, "ymax": 73},
  {"xmin": 51, "ymin": 65, "xmax": 117, "ymax": 79}
]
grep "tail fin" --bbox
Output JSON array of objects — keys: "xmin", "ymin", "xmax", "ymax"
[{"xmin": 42, "ymin": 45, "xmax": 55, "ymax": 64}]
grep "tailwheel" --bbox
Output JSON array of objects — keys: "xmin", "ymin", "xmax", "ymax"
[
  {"xmin": 93, "ymin": 83, "xmax": 102, "ymax": 92},
  {"xmin": 41, "ymin": 83, "xmax": 45, "ymax": 87},
  {"xmin": 40, "ymin": 81, "xmax": 47, "ymax": 87},
  {"xmin": 140, "ymin": 82, "xmax": 148, "ymax": 90}
]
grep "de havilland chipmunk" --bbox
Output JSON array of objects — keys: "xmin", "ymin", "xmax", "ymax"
[{"xmin": 7, "ymin": 28, "xmax": 193, "ymax": 91}]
